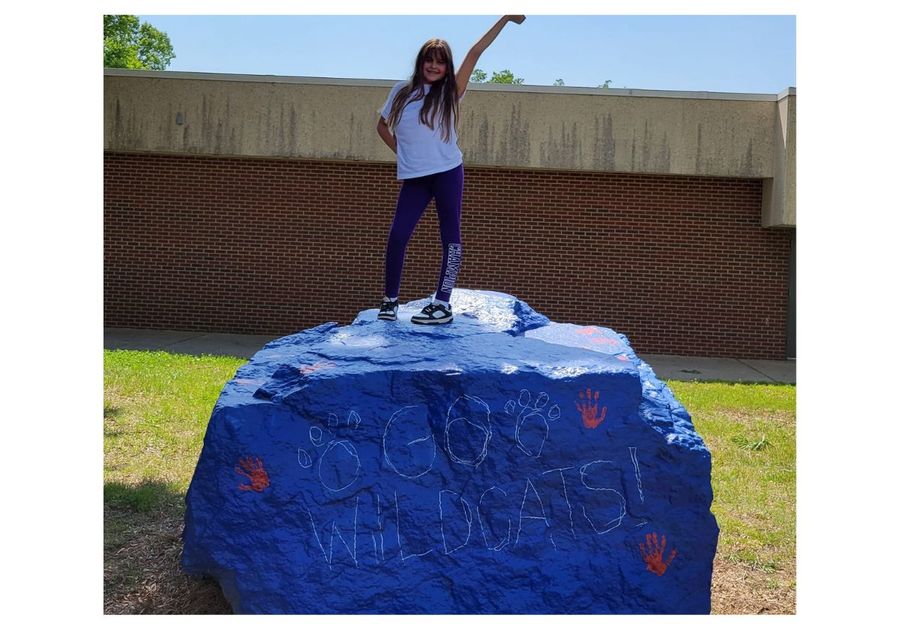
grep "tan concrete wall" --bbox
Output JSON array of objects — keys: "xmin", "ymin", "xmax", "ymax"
[
  {"xmin": 104, "ymin": 72, "xmax": 391, "ymax": 162},
  {"xmin": 104, "ymin": 70, "xmax": 796, "ymax": 226},
  {"xmin": 762, "ymin": 91, "xmax": 796, "ymax": 227},
  {"xmin": 459, "ymin": 90, "xmax": 777, "ymax": 179}
]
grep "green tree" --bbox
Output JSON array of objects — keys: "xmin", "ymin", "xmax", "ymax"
[
  {"xmin": 553, "ymin": 78, "xmax": 565, "ymax": 86},
  {"xmin": 470, "ymin": 68, "xmax": 525, "ymax": 84},
  {"xmin": 470, "ymin": 69, "xmax": 488, "ymax": 83},
  {"xmin": 488, "ymin": 69, "xmax": 524, "ymax": 84},
  {"xmin": 598, "ymin": 80, "xmax": 612, "ymax": 88},
  {"xmin": 104, "ymin": 15, "xmax": 175, "ymax": 71}
]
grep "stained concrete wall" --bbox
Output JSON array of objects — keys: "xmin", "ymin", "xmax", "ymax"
[
  {"xmin": 104, "ymin": 69, "xmax": 795, "ymax": 226},
  {"xmin": 762, "ymin": 90, "xmax": 797, "ymax": 227}
]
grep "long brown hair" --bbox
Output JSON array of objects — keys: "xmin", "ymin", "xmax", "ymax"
[{"xmin": 386, "ymin": 39, "xmax": 460, "ymax": 143}]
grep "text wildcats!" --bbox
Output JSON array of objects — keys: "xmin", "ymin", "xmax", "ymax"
[
  {"xmin": 237, "ymin": 387, "xmax": 677, "ymax": 576},
  {"xmin": 302, "ymin": 457, "xmax": 647, "ymax": 570}
]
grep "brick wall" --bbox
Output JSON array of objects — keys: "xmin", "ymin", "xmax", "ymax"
[{"xmin": 104, "ymin": 152, "xmax": 792, "ymax": 359}]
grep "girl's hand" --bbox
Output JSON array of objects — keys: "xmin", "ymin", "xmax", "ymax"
[{"xmin": 457, "ymin": 15, "xmax": 526, "ymax": 98}]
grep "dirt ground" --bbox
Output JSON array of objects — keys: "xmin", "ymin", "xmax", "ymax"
[{"xmin": 711, "ymin": 555, "xmax": 795, "ymax": 614}]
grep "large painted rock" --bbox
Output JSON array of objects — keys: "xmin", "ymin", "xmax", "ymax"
[{"xmin": 182, "ymin": 289, "xmax": 718, "ymax": 613}]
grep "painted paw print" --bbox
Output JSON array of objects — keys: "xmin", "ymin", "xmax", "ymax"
[
  {"xmin": 505, "ymin": 389, "xmax": 560, "ymax": 457},
  {"xmin": 297, "ymin": 411, "xmax": 362, "ymax": 493},
  {"xmin": 235, "ymin": 456, "xmax": 270, "ymax": 492},
  {"xmin": 639, "ymin": 532, "xmax": 678, "ymax": 576},
  {"xmin": 576, "ymin": 388, "xmax": 608, "ymax": 429}
]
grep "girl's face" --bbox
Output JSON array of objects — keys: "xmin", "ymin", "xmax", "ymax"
[{"xmin": 422, "ymin": 53, "xmax": 448, "ymax": 84}]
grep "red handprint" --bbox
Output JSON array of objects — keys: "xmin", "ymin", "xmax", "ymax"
[
  {"xmin": 576, "ymin": 326, "xmax": 617, "ymax": 346},
  {"xmin": 235, "ymin": 456, "xmax": 270, "ymax": 492},
  {"xmin": 298, "ymin": 360, "xmax": 336, "ymax": 376},
  {"xmin": 639, "ymin": 533, "xmax": 678, "ymax": 576},
  {"xmin": 576, "ymin": 388, "xmax": 607, "ymax": 429}
]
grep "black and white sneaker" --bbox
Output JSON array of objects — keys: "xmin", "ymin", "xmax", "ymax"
[
  {"xmin": 411, "ymin": 302, "xmax": 453, "ymax": 325},
  {"xmin": 378, "ymin": 299, "xmax": 399, "ymax": 321}
]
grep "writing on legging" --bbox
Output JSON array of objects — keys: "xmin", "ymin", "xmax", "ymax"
[{"xmin": 440, "ymin": 243, "xmax": 463, "ymax": 294}]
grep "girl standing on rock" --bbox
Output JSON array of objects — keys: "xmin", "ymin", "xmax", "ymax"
[{"xmin": 376, "ymin": 15, "xmax": 526, "ymax": 325}]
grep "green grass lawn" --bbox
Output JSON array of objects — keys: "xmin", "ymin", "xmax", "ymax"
[
  {"xmin": 103, "ymin": 349, "xmax": 796, "ymax": 613},
  {"xmin": 104, "ymin": 351, "xmax": 244, "ymax": 508},
  {"xmin": 668, "ymin": 382, "xmax": 796, "ymax": 576}
]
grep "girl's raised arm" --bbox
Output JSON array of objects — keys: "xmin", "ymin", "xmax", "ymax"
[{"xmin": 456, "ymin": 15, "xmax": 526, "ymax": 99}]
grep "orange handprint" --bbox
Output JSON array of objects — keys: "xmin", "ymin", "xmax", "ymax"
[
  {"xmin": 576, "ymin": 388, "xmax": 607, "ymax": 429},
  {"xmin": 639, "ymin": 533, "xmax": 678, "ymax": 576},
  {"xmin": 235, "ymin": 456, "xmax": 270, "ymax": 492}
]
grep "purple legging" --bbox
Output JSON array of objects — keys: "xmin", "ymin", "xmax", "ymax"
[{"xmin": 384, "ymin": 164, "xmax": 463, "ymax": 304}]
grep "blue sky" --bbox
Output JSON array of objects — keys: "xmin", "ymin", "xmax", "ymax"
[{"xmin": 138, "ymin": 15, "xmax": 795, "ymax": 94}]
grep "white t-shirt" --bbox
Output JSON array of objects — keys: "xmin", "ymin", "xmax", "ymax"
[{"xmin": 379, "ymin": 81, "xmax": 464, "ymax": 180}]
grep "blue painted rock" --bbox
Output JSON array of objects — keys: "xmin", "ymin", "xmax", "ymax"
[{"xmin": 182, "ymin": 289, "xmax": 718, "ymax": 613}]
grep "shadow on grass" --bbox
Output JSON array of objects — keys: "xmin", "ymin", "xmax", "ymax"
[
  {"xmin": 105, "ymin": 480, "xmax": 178, "ymax": 513},
  {"xmin": 104, "ymin": 480, "xmax": 231, "ymax": 614}
]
